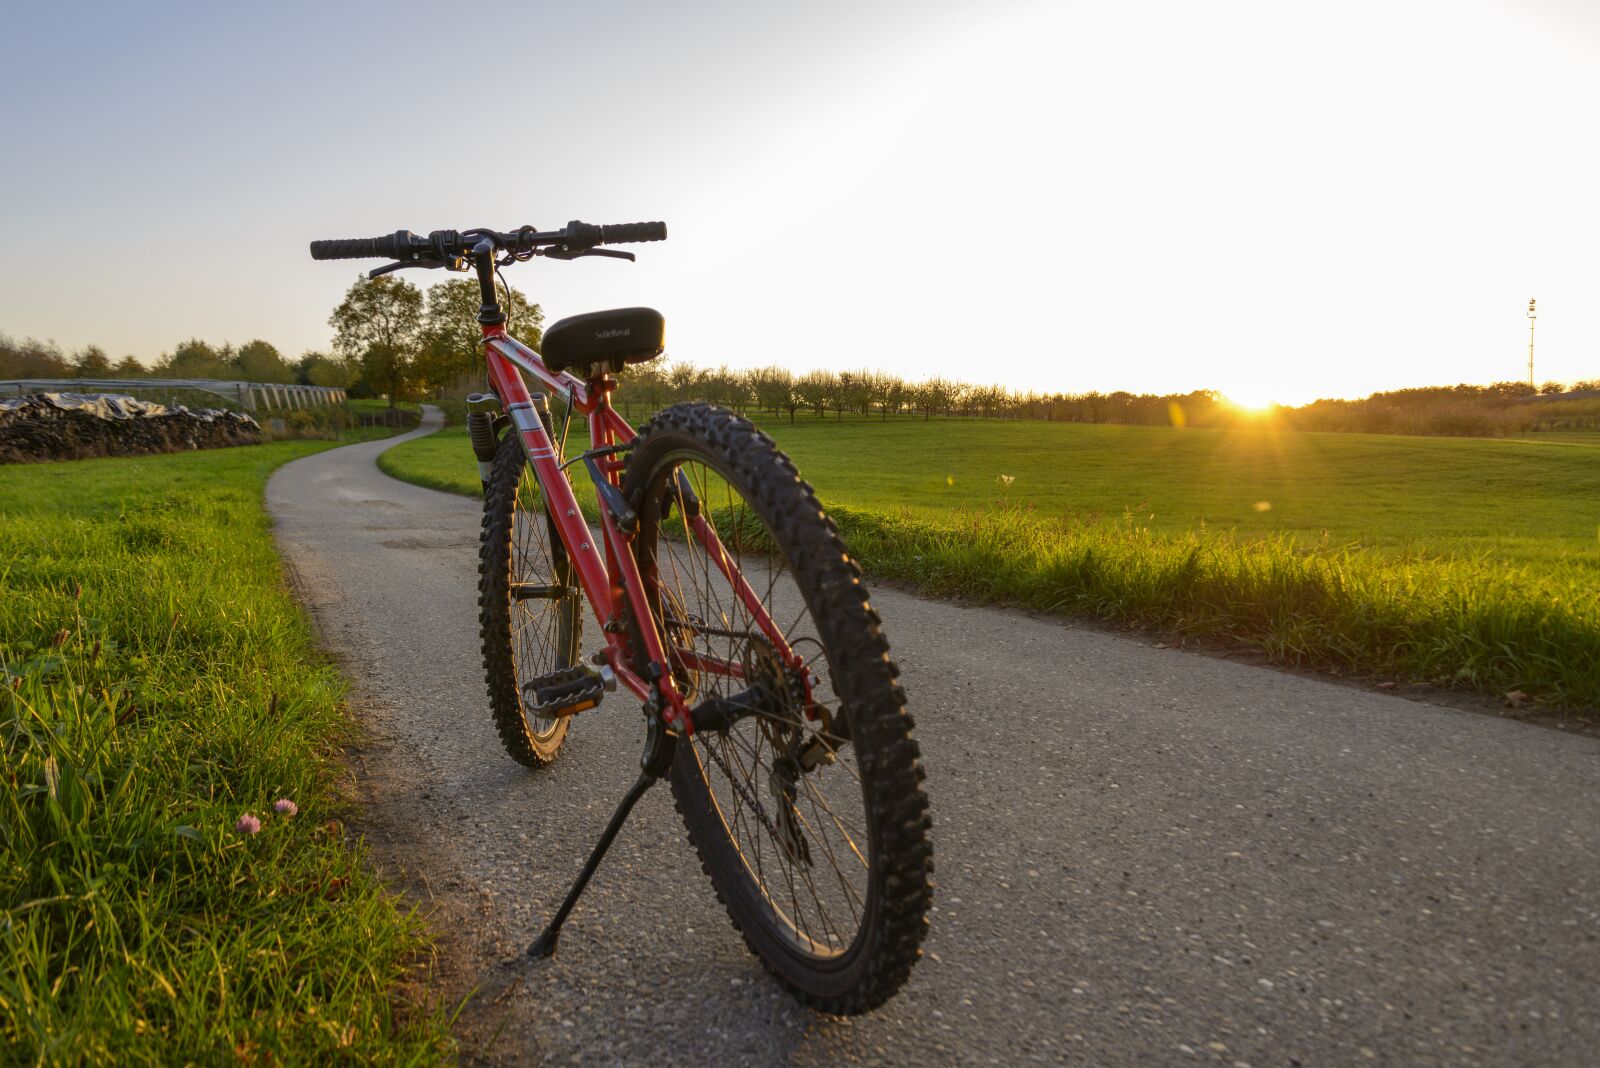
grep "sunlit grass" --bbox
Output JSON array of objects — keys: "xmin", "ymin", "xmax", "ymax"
[
  {"xmin": 0, "ymin": 443, "xmax": 452, "ymax": 1063},
  {"xmin": 756, "ymin": 415, "xmax": 1600, "ymax": 571},
  {"xmin": 378, "ymin": 418, "xmax": 1600, "ymax": 710},
  {"xmin": 832, "ymin": 503, "xmax": 1600, "ymax": 708}
]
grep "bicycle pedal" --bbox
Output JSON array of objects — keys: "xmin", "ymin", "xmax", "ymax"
[{"xmin": 522, "ymin": 664, "xmax": 615, "ymax": 717}]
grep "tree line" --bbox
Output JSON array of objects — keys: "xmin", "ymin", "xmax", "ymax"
[
  {"xmin": 0, "ymin": 274, "xmax": 543, "ymax": 407},
  {"xmin": 1, "ymin": 333, "xmax": 337, "ymax": 388},
  {"xmin": 6, "ymin": 272, "xmax": 1598, "ymax": 435},
  {"xmin": 603, "ymin": 366, "xmax": 1600, "ymax": 436}
]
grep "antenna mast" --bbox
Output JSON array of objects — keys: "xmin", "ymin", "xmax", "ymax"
[{"xmin": 1526, "ymin": 298, "xmax": 1537, "ymax": 390}]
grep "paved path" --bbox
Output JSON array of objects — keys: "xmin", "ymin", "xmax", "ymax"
[{"xmin": 266, "ymin": 409, "xmax": 1599, "ymax": 1066}]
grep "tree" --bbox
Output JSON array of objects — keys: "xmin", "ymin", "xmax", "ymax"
[
  {"xmin": 297, "ymin": 350, "xmax": 359, "ymax": 388},
  {"xmin": 851, "ymin": 369, "xmax": 876, "ymax": 415},
  {"xmin": 780, "ymin": 385, "xmax": 802, "ymax": 423},
  {"xmin": 156, "ymin": 339, "xmax": 233, "ymax": 379},
  {"xmin": 707, "ymin": 365, "xmax": 748, "ymax": 410},
  {"xmin": 414, "ymin": 278, "xmax": 545, "ymax": 397},
  {"xmin": 667, "ymin": 361, "xmax": 701, "ymax": 402},
  {"xmin": 615, "ymin": 359, "xmax": 667, "ymax": 418},
  {"xmin": 914, "ymin": 379, "xmax": 949, "ymax": 420},
  {"xmin": 747, "ymin": 365, "xmax": 794, "ymax": 416},
  {"xmin": 832, "ymin": 372, "xmax": 856, "ymax": 419},
  {"xmin": 0, "ymin": 335, "xmax": 69, "ymax": 378},
  {"xmin": 329, "ymin": 275, "xmax": 424, "ymax": 407},
  {"xmin": 71, "ymin": 345, "xmax": 112, "ymax": 378},
  {"xmin": 876, "ymin": 373, "xmax": 907, "ymax": 420},
  {"xmin": 155, "ymin": 341, "xmax": 194, "ymax": 376},
  {"xmin": 415, "ymin": 279, "xmax": 483, "ymax": 396},
  {"xmin": 112, "ymin": 355, "xmax": 145, "ymax": 377},
  {"xmin": 795, "ymin": 370, "xmax": 834, "ymax": 419},
  {"xmin": 744, "ymin": 365, "xmax": 799, "ymax": 423},
  {"xmin": 236, "ymin": 339, "xmax": 294, "ymax": 383},
  {"xmin": 855, "ymin": 371, "xmax": 881, "ymax": 417}
]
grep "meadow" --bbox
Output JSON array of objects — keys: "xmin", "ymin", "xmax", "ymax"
[
  {"xmin": 381, "ymin": 413, "xmax": 1600, "ymax": 711},
  {"xmin": 0, "ymin": 440, "xmax": 451, "ymax": 1062}
]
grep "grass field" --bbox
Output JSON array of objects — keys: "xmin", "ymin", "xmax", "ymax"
[
  {"xmin": 0, "ymin": 439, "xmax": 451, "ymax": 1063},
  {"xmin": 380, "ymin": 413, "xmax": 1600, "ymax": 711},
  {"xmin": 345, "ymin": 399, "xmax": 422, "ymax": 420}
]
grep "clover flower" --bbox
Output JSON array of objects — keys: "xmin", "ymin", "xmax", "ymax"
[
  {"xmin": 235, "ymin": 813, "xmax": 261, "ymax": 835},
  {"xmin": 273, "ymin": 798, "xmax": 298, "ymax": 817}
]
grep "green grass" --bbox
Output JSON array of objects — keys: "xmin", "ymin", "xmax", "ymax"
[
  {"xmin": 0, "ymin": 441, "xmax": 452, "ymax": 1063},
  {"xmin": 377, "ymin": 414, "xmax": 1600, "ymax": 711},
  {"xmin": 345, "ymin": 399, "xmax": 421, "ymax": 418},
  {"xmin": 374, "ymin": 428, "xmax": 477, "ymax": 497},
  {"xmin": 339, "ymin": 423, "xmax": 414, "ymax": 444},
  {"xmin": 1525, "ymin": 428, "xmax": 1600, "ymax": 445},
  {"xmin": 754, "ymin": 415, "xmax": 1600, "ymax": 569}
]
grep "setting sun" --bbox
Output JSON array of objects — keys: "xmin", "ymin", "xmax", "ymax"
[{"xmin": 1223, "ymin": 388, "xmax": 1280, "ymax": 413}]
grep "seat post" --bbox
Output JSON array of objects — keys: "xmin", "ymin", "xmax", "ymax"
[{"xmin": 589, "ymin": 372, "xmax": 618, "ymax": 408}]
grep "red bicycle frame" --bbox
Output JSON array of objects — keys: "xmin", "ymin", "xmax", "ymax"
[{"xmin": 480, "ymin": 323, "xmax": 810, "ymax": 732}]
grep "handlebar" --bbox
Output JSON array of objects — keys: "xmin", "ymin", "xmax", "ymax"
[
  {"xmin": 596, "ymin": 221, "xmax": 668, "ymax": 244},
  {"xmin": 309, "ymin": 220, "xmax": 667, "ymax": 262},
  {"xmin": 308, "ymin": 232, "xmax": 419, "ymax": 261}
]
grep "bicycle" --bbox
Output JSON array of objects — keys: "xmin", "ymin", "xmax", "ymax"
[{"xmin": 309, "ymin": 221, "xmax": 932, "ymax": 1013}]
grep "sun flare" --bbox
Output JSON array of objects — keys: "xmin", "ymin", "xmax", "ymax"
[{"xmin": 1223, "ymin": 388, "xmax": 1279, "ymax": 413}]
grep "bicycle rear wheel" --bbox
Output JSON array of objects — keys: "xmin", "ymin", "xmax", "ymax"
[
  {"xmin": 622, "ymin": 403, "xmax": 932, "ymax": 1014},
  {"xmin": 479, "ymin": 430, "xmax": 580, "ymax": 766}
]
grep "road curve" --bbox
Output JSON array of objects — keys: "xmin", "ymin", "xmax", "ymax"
[{"xmin": 266, "ymin": 408, "xmax": 1599, "ymax": 1066}]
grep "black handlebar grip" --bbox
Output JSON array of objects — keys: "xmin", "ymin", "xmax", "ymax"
[
  {"xmin": 308, "ymin": 230, "xmax": 418, "ymax": 260},
  {"xmin": 599, "ymin": 221, "xmax": 667, "ymax": 244}
]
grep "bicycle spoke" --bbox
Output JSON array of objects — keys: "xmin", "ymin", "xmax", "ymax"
[
  {"xmin": 799, "ymin": 769, "xmax": 870, "ymax": 871},
  {"xmin": 793, "ymin": 799, "xmax": 867, "ymax": 920},
  {"xmin": 712, "ymin": 721, "xmax": 860, "ymax": 949},
  {"xmin": 506, "ymin": 465, "xmax": 572, "ymax": 737},
  {"xmin": 646, "ymin": 454, "xmax": 875, "ymax": 958}
]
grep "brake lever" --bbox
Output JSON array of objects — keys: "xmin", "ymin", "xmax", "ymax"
[
  {"xmin": 541, "ymin": 248, "xmax": 636, "ymax": 262},
  {"xmin": 367, "ymin": 256, "xmax": 460, "ymax": 280}
]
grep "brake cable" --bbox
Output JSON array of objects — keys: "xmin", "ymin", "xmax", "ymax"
[{"xmin": 495, "ymin": 264, "xmax": 517, "ymax": 331}]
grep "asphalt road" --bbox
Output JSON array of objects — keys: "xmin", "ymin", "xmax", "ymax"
[{"xmin": 266, "ymin": 409, "xmax": 1599, "ymax": 1066}]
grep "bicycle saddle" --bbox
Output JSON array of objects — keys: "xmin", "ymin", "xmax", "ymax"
[{"xmin": 541, "ymin": 307, "xmax": 665, "ymax": 376}]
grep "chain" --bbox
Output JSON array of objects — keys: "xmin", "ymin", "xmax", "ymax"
[{"xmin": 701, "ymin": 740, "xmax": 789, "ymax": 845}]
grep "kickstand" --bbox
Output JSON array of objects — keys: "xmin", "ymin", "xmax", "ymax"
[{"xmin": 527, "ymin": 718, "xmax": 678, "ymax": 959}]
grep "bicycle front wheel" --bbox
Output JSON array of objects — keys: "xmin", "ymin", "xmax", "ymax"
[
  {"xmin": 479, "ymin": 430, "xmax": 580, "ymax": 766},
  {"xmin": 622, "ymin": 403, "xmax": 933, "ymax": 1014}
]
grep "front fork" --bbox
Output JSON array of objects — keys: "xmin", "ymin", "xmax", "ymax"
[{"xmin": 464, "ymin": 392, "xmax": 505, "ymax": 487}]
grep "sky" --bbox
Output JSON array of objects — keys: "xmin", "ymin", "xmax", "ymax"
[{"xmin": 1, "ymin": 0, "xmax": 1596, "ymax": 405}]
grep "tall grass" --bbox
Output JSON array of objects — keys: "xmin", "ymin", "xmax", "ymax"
[
  {"xmin": 830, "ymin": 504, "xmax": 1600, "ymax": 709},
  {"xmin": 377, "ymin": 422, "xmax": 1600, "ymax": 711},
  {"xmin": 0, "ymin": 443, "xmax": 451, "ymax": 1063}
]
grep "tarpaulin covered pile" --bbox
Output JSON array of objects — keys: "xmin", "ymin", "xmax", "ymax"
[{"xmin": 0, "ymin": 392, "xmax": 262, "ymax": 464}]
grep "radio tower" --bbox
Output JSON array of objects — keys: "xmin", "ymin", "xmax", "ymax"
[{"xmin": 1526, "ymin": 298, "xmax": 1537, "ymax": 389}]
